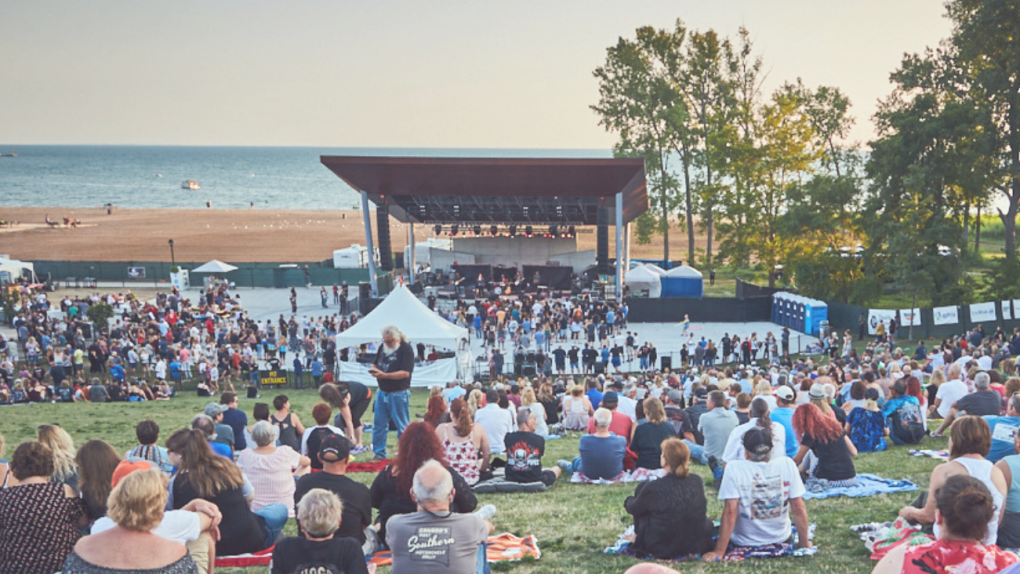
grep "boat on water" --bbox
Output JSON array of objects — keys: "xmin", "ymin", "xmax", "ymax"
[{"xmin": 181, "ymin": 179, "xmax": 200, "ymax": 190}]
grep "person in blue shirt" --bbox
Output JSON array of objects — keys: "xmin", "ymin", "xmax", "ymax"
[
  {"xmin": 600, "ymin": 347, "xmax": 611, "ymax": 368},
  {"xmin": 586, "ymin": 378, "xmax": 604, "ymax": 410},
  {"xmin": 219, "ymin": 392, "xmax": 248, "ymax": 451},
  {"xmin": 292, "ymin": 356, "xmax": 305, "ymax": 389},
  {"xmin": 311, "ymin": 358, "xmax": 324, "ymax": 388},
  {"xmin": 771, "ymin": 384, "xmax": 800, "ymax": 457},
  {"xmin": 558, "ymin": 408, "xmax": 626, "ymax": 480},
  {"xmin": 168, "ymin": 359, "xmax": 182, "ymax": 390},
  {"xmin": 985, "ymin": 394, "xmax": 1020, "ymax": 463},
  {"xmin": 111, "ymin": 362, "xmax": 126, "ymax": 384}
]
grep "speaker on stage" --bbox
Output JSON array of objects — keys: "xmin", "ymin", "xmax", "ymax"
[
  {"xmin": 597, "ymin": 206, "xmax": 609, "ymax": 275},
  {"xmin": 661, "ymin": 356, "xmax": 672, "ymax": 371},
  {"xmin": 376, "ymin": 202, "xmax": 393, "ymax": 271},
  {"xmin": 594, "ymin": 362, "xmax": 606, "ymax": 375},
  {"xmin": 523, "ymin": 365, "xmax": 536, "ymax": 376},
  {"xmin": 358, "ymin": 282, "xmax": 372, "ymax": 315}
]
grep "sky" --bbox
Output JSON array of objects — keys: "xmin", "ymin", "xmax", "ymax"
[{"xmin": 0, "ymin": 1, "xmax": 952, "ymax": 148}]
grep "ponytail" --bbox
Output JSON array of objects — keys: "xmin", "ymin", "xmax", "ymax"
[
  {"xmin": 451, "ymin": 398, "xmax": 472, "ymax": 437},
  {"xmin": 750, "ymin": 397, "xmax": 774, "ymax": 443}
]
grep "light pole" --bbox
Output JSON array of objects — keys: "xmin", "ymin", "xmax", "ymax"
[{"xmin": 168, "ymin": 239, "xmax": 175, "ymax": 266}]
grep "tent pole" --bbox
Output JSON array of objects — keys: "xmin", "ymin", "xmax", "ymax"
[{"xmin": 361, "ymin": 191, "xmax": 379, "ymax": 297}]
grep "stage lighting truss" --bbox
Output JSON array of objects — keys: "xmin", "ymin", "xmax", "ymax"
[{"xmin": 428, "ymin": 223, "xmax": 578, "ymax": 238}]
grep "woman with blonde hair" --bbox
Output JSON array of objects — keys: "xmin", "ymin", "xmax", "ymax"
[
  {"xmin": 753, "ymin": 379, "xmax": 777, "ymax": 411},
  {"xmin": 466, "ymin": 388, "xmax": 484, "ymax": 418},
  {"xmin": 630, "ymin": 398, "xmax": 676, "ymax": 469},
  {"xmin": 624, "ymin": 437, "xmax": 713, "ymax": 559},
  {"xmin": 63, "ymin": 468, "xmax": 199, "ymax": 574},
  {"xmin": 75, "ymin": 440, "xmax": 122, "ymax": 525},
  {"xmin": 38, "ymin": 424, "xmax": 78, "ymax": 492},
  {"xmin": 562, "ymin": 384, "xmax": 593, "ymax": 431},
  {"xmin": 434, "ymin": 397, "xmax": 491, "ymax": 485},
  {"xmin": 520, "ymin": 386, "xmax": 549, "ymax": 437}
]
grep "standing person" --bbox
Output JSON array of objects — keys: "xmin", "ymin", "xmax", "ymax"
[
  {"xmin": 320, "ymin": 382, "xmax": 372, "ymax": 452},
  {"xmin": 369, "ymin": 325, "xmax": 414, "ymax": 461},
  {"xmin": 219, "ymin": 392, "xmax": 248, "ymax": 451},
  {"xmin": 681, "ymin": 314, "xmax": 690, "ymax": 335}
]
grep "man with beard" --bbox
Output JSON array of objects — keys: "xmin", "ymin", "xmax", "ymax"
[{"xmin": 369, "ymin": 325, "xmax": 415, "ymax": 461}]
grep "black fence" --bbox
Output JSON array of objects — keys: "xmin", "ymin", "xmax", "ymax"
[
  {"xmin": 626, "ymin": 296, "xmax": 772, "ymax": 323},
  {"xmin": 825, "ymin": 299, "xmax": 1020, "ymax": 340}
]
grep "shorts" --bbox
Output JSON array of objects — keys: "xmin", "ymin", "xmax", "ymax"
[
  {"xmin": 347, "ymin": 392, "xmax": 372, "ymax": 428},
  {"xmin": 539, "ymin": 470, "xmax": 557, "ymax": 487}
]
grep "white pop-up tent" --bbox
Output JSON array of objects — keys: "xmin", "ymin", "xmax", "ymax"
[
  {"xmin": 192, "ymin": 260, "xmax": 238, "ymax": 273},
  {"xmin": 624, "ymin": 265, "xmax": 662, "ymax": 298},
  {"xmin": 335, "ymin": 285, "xmax": 469, "ymax": 387},
  {"xmin": 0, "ymin": 257, "xmax": 37, "ymax": 284}
]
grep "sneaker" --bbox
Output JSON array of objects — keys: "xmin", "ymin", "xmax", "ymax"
[
  {"xmin": 707, "ymin": 455, "xmax": 720, "ymax": 475},
  {"xmin": 475, "ymin": 504, "xmax": 497, "ymax": 521},
  {"xmin": 363, "ymin": 423, "xmax": 374, "ymax": 431},
  {"xmin": 556, "ymin": 459, "xmax": 573, "ymax": 474}
]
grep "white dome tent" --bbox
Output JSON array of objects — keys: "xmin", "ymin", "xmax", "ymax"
[{"xmin": 624, "ymin": 265, "xmax": 662, "ymax": 298}]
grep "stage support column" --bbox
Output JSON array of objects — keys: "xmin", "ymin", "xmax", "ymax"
[
  {"xmin": 597, "ymin": 205, "xmax": 609, "ymax": 275},
  {"xmin": 376, "ymin": 202, "xmax": 393, "ymax": 272},
  {"xmin": 360, "ymin": 190, "xmax": 379, "ymax": 297},
  {"xmin": 408, "ymin": 222, "xmax": 416, "ymax": 286},
  {"xmin": 615, "ymin": 192, "xmax": 624, "ymax": 303},
  {"xmin": 624, "ymin": 222, "xmax": 631, "ymax": 274}
]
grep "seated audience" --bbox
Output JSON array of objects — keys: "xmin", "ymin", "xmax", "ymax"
[
  {"xmin": 931, "ymin": 364, "xmax": 968, "ymax": 420},
  {"xmin": 126, "ymin": 419, "xmax": 175, "ymax": 474},
  {"xmin": 538, "ymin": 383, "xmax": 560, "ymax": 427},
  {"xmin": 75, "ymin": 439, "xmax": 122, "ymax": 525},
  {"xmin": 557, "ymin": 408, "xmax": 627, "ymax": 480},
  {"xmin": 994, "ymin": 430, "xmax": 1020, "ymax": 547},
  {"xmin": 38, "ymin": 423, "xmax": 79, "ymax": 492},
  {"xmin": 271, "ymin": 488, "xmax": 370, "ymax": 574},
  {"xmin": 301, "ymin": 403, "xmax": 346, "ymax": 472},
  {"xmin": 369, "ymin": 422, "xmax": 477, "ymax": 545},
  {"xmin": 203, "ymin": 402, "xmax": 236, "ymax": 451},
  {"xmin": 0, "ymin": 441, "xmax": 88, "ymax": 574},
  {"xmin": 792, "ymin": 403, "xmax": 858, "ymax": 488},
  {"xmin": 520, "ymin": 386, "xmax": 549, "ymax": 437},
  {"xmin": 434, "ymin": 397, "xmax": 491, "ymax": 486},
  {"xmin": 881, "ymin": 379, "xmax": 926, "ymax": 445},
  {"xmin": 475, "ymin": 389, "xmax": 514, "ymax": 456},
  {"xmin": 423, "ymin": 392, "xmax": 448, "ymax": 428},
  {"xmin": 386, "ymin": 461, "xmax": 493, "ymax": 574},
  {"xmin": 294, "ymin": 435, "xmax": 373, "ymax": 555},
  {"xmin": 166, "ymin": 428, "xmax": 288, "ymax": 556},
  {"xmin": 630, "ymin": 398, "xmax": 675, "ymax": 470},
  {"xmin": 874, "ymin": 475, "xmax": 1017, "ymax": 574},
  {"xmin": 703, "ymin": 427, "xmax": 811, "ymax": 561},
  {"xmin": 191, "ymin": 414, "xmax": 233, "ymax": 459},
  {"xmin": 722, "ymin": 397, "xmax": 787, "ymax": 464},
  {"xmin": 237, "ymin": 421, "xmax": 311, "ymax": 516},
  {"xmin": 845, "ymin": 388, "xmax": 888, "ymax": 452},
  {"xmin": 63, "ymin": 468, "xmax": 200, "ymax": 574},
  {"xmin": 932, "ymin": 372, "xmax": 1002, "ymax": 437},
  {"xmin": 561, "ymin": 384, "xmax": 594, "ymax": 431},
  {"xmin": 504, "ymin": 409, "xmax": 562, "ymax": 487},
  {"xmin": 898, "ymin": 416, "xmax": 1006, "ymax": 545},
  {"xmin": 695, "ymin": 390, "xmax": 738, "ymax": 472},
  {"xmin": 625, "ymin": 437, "xmax": 713, "ymax": 559},
  {"xmin": 985, "ymin": 393, "xmax": 1020, "ymax": 463},
  {"xmin": 589, "ymin": 391, "xmax": 633, "ymax": 444}
]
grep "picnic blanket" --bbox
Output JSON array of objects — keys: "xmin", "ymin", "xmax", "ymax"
[
  {"xmin": 851, "ymin": 518, "xmax": 934, "ymax": 560},
  {"xmin": 214, "ymin": 545, "xmax": 275, "ymax": 567},
  {"xmin": 604, "ymin": 525, "xmax": 817, "ymax": 562},
  {"xmin": 368, "ymin": 533, "xmax": 540, "ymax": 566},
  {"xmin": 473, "ymin": 470, "xmax": 549, "ymax": 494},
  {"xmin": 571, "ymin": 467, "xmax": 666, "ymax": 484},
  {"xmin": 348, "ymin": 459, "xmax": 391, "ymax": 473},
  {"xmin": 802, "ymin": 473, "xmax": 918, "ymax": 500},
  {"xmin": 908, "ymin": 449, "xmax": 949, "ymax": 461}
]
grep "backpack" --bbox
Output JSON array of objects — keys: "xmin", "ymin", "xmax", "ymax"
[{"xmin": 890, "ymin": 400, "xmax": 925, "ymax": 444}]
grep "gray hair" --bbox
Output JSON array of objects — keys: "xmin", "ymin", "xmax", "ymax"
[
  {"xmin": 974, "ymin": 372, "xmax": 991, "ymax": 390},
  {"xmin": 593, "ymin": 407, "xmax": 613, "ymax": 428},
  {"xmin": 190, "ymin": 414, "xmax": 216, "ymax": 440},
  {"xmin": 381, "ymin": 325, "xmax": 406, "ymax": 343},
  {"xmin": 251, "ymin": 420, "xmax": 280, "ymax": 447},
  {"xmin": 297, "ymin": 488, "xmax": 344, "ymax": 537},
  {"xmin": 411, "ymin": 459, "xmax": 453, "ymax": 504}
]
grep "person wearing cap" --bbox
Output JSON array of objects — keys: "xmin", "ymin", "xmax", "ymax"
[
  {"xmin": 203, "ymin": 402, "xmax": 235, "ymax": 451},
  {"xmin": 770, "ymin": 385, "xmax": 801, "ymax": 458},
  {"xmin": 587, "ymin": 391, "xmax": 633, "ymax": 445},
  {"xmin": 845, "ymin": 388, "xmax": 889, "ymax": 452},
  {"xmin": 91, "ymin": 461, "xmax": 223, "ymax": 574},
  {"xmin": 684, "ymin": 387, "xmax": 711, "ymax": 444},
  {"xmin": 294, "ymin": 435, "xmax": 373, "ymax": 555},
  {"xmin": 702, "ymin": 427, "xmax": 810, "ymax": 561}
]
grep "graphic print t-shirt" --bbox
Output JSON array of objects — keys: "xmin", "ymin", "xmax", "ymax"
[
  {"xmin": 385, "ymin": 512, "xmax": 488, "ymax": 574},
  {"xmin": 504, "ymin": 431, "xmax": 545, "ymax": 483},
  {"xmin": 269, "ymin": 536, "xmax": 368, "ymax": 574},
  {"xmin": 373, "ymin": 342, "xmax": 415, "ymax": 393},
  {"xmin": 717, "ymin": 457, "xmax": 806, "ymax": 547}
]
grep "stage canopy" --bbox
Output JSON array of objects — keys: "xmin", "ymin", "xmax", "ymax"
[
  {"xmin": 334, "ymin": 285, "xmax": 468, "ymax": 350},
  {"xmin": 320, "ymin": 156, "xmax": 647, "ymax": 225},
  {"xmin": 192, "ymin": 260, "xmax": 238, "ymax": 273}
]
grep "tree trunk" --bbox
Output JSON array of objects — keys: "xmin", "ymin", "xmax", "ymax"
[
  {"xmin": 683, "ymin": 161, "xmax": 694, "ymax": 265},
  {"xmin": 975, "ymin": 204, "xmax": 982, "ymax": 253},
  {"xmin": 1001, "ymin": 202, "xmax": 1017, "ymax": 261},
  {"xmin": 962, "ymin": 202, "xmax": 970, "ymax": 252},
  {"xmin": 705, "ymin": 162, "xmax": 713, "ymax": 269},
  {"xmin": 661, "ymin": 193, "xmax": 670, "ymax": 264}
]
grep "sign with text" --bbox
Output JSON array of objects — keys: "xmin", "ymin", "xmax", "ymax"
[
  {"xmin": 259, "ymin": 369, "xmax": 288, "ymax": 387},
  {"xmin": 970, "ymin": 302, "xmax": 997, "ymax": 324},
  {"xmin": 899, "ymin": 308, "xmax": 922, "ymax": 327},
  {"xmin": 868, "ymin": 309, "xmax": 897, "ymax": 335},
  {"xmin": 1004, "ymin": 301, "xmax": 1014, "ymax": 321},
  {"xmin": 933, "ymin": 306, "xmax": 959, "ymax": 326}
]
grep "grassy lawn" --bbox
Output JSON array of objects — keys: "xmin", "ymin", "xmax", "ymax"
[{"xmin": 0, "ymin": 386, "xmax": 948, "ymax": 574}]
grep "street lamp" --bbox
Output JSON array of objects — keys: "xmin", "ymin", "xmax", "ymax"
[{"xmin": 168, "ymin": 239, "xmax": 175, "ymax": 266}]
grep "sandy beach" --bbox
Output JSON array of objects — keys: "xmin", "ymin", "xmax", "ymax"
[{"xmin": 0, "ymin": 206, "xmax": 708, "ymax": 263}]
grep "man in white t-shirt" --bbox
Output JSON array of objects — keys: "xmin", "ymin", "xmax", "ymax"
[
  {"xmin": 703, "ymin": 427, "xmax": 810, "ymax": 561},
  {"xmin": 977, "ymin": 349, "xmax": 993, "ymax": 372},
  {"xmin": 933, "ymin": 364, "xmax": 968, "ymax": 419},
  {"xmin": 475, "ymin": 389, "xmax": 514, "ymax": 455}
]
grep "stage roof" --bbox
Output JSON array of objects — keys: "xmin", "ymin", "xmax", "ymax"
[{"xmin": 320, "ymin": 156, "xmax": 647, "ymax": 225}]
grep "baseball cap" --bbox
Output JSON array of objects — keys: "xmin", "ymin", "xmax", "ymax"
[
  {"xmin": 694, "ymin": 387, "xmax": 709, "ymax": 399},
  {"xmin": 204, "ymin": 403, "xmax": 228, "ymax": 418},
  {"xmin": 775, "ymin": 385, "xmax": 796, "ymax": 402},
  {"xmin": 319, "ymin": 434, "xmax": 352, "ymax": 463},
  {"xmin": 602, "ymin": 391, "xmax": 619, "ymax": 407},
  {"xmin": 111, "ymin": 460, "xmax": 156, "ymax": 488},
  {"xmin": 808, "ymin": 383, "xmax": 827, "ymax": 400},
  {"xmin": 666, "ymin": 389, "xmax": 683, "ymax": 405},
  {"xmin": 743, "ymin": 427, "xmax": 773, "ymax": 456}
]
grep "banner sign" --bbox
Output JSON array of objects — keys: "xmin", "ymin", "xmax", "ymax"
[
  {"xmin": 970, "ymin": 302, "xmax": 997, "ymax": 323},
  {"xmin": 868, "ymin": 309, "xmax": 897, "ymax": 335},
  {"xmin": 933, "ymin": 306, "xmax": 959, "ymax": 326},
  {"xmin": 1004, "ymin": 301, "xmax": 1014, "ymax": 321},
  {"xmin": 259, "ymin": 369, "xmax": 288, "ymax": 387},
  {"xmin": 899, "ymin": 308, "xmax": 922, "ymax": 327}
]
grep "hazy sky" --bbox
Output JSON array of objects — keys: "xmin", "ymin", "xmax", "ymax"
[{"xmin": 1, "ymin": 1, "xmax": 951, "ymax": 148}]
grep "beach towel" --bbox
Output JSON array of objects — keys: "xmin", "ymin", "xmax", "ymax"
[
  {"xmin": 604, "ymin": 525, "xmax": 817, "ymax": 562},
  {"xmin": 473, "ymin": 473, "xmax": 549, "ymax": 494},
  {"xmin": 348, "ymin": 459, "xmax": 391, "ymax": 473},
  {"xmin": 367, "ymin": 533, "xmax": 540, "ymax": 566},
  {"xmin": 851, "ymin": 518, "xmax": 934, "ymax": 560},
  {"xmin": 213, "ymin": 545, "xmax": 275, "ymax": 567},
  {"xmin": 571, "ymin": 467, "xmax": 666, "ymax": 484},
  {"xmin": 908, "ymin": 449, "xmax": 949, "ymax": 461},
  {"xmin": 801, "ymin": 473, "xmax": 918, "ymax": 500}
]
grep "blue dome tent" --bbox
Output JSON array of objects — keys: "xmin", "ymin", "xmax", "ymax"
[{"xmin": 660, "ymin": 264, "xmax": 704, "ymax": 298}]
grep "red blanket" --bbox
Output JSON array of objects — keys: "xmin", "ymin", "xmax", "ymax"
[{"xmin": 347, "ymin": 459, "xmax": 391, "ymax": 473}]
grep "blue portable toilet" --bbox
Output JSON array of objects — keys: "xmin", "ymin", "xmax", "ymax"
[{"xmin": 661, "ymin": 265, "xmax": 704, "ymax": 298}]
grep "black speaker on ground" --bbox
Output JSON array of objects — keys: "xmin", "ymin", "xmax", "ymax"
[
  {"xmin": 358, "ymin": 282, "xmax": 372, "ymax": 315},
  {"xmin": 394, "ymin": 252, "xmax": 404, "ymax": 270},
  {"xmin": 80, "ymin": 323, "xmax": 93, "ymax": 339},
  {"xmin": 523, "ymin": 365, "xmax": 537, "ymax": 376},
  {"xmin": 596, "ymin": 205, "xmax": 609, "ymax": 275},
  {"xmin": 594, "ymin": 362, "xmax": 606, "ymax": 374},
  {"xmin": 661, "ymin": 355, "xmax": 672, "ymax": 371},
  {"xmin": 376, "ymin": 203, "xmax": 393, "ymax": 271}
]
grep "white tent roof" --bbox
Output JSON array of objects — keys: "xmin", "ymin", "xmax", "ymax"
[
  {"xmin": 192, "ymin": 260, "xmax": 238, "ymax": 273},
  {"xmin": 334, "ymin": 285, "xmax": 468, "ymax": 350},
  {"xmin": 665, "ymin": 264, "xmax": 703, "ymax": 279},
  {"xmin": 625, "ymin": 265, "xmax": 662, "ymax": 298},
  {"xmin": 643, "ymin": 264, "xmax": 667, "ymax": 276}
]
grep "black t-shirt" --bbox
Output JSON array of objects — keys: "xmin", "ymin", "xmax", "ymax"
[
  {"xmin": 801, "ymin": 433, "xmax": 856, "ymax": 481},
  {"xmin": 347, "ymin": 381, "xmax": 370, "ymax": 405},
  {"xmin": 373, "ymin": 342, "xmax": 415, "ymax": 393},
  {"xmin": 631, "ymin": 422, "xmax": 676, "ymax": 469},
  {"xmin": 305, "ymin": 427, "xmax": 338, "ymax": 471},
  {"xmin": 664, "ymin": 405, "xmax": 693, "ymax": 437},
  {"xmin": 173, "ymin": 477, "xmax": 266, "ymax": 557},
  {"xmin": 955, "ymin": 390, "xmax": 1002, "ymax": 417},
  {"xmin": 504, "ymin": 431, "xmax": 545, "ymax": 483},
  {"xmin": 553, "ymin": 349, "xmax": 567, "ymax": 364},
  {"xmin": 567, "ymin": 348, "xmax": 579, "ymax": 362},
  {"xmin": 684, "ymin": 404, "xmax": 709, "ymax": 444},
  {"xmin": 294, "ymin": 472, "xmax": 372, "ymax": 543},
  {"xmin": 270, "ymin": 536, "xmax": 368, "ymax": 574}
]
